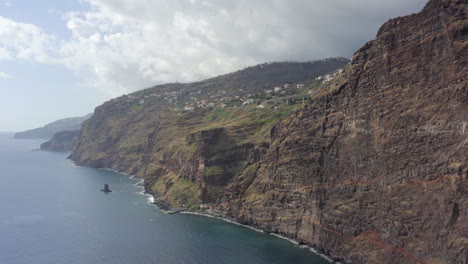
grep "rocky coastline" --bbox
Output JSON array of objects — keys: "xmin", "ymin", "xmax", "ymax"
[{"xmin": 69, "ymin": 1, "xmax": 467, "ymax": 263}]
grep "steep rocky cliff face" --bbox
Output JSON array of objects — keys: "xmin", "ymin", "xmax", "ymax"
[
  {"xmin": 70, "ymin": 1, "xmax": 466, "ymax": 263},
  {"xmin": 218, "ymin": 0, "xmax": 467, "ymax": 263},
  {"xmin": 69, "ymin": 60, "xmax": 345, "ymax": 209},
  {"xmin": 40, "ymin": 130, "xmax": 81, "ymax": 151}
]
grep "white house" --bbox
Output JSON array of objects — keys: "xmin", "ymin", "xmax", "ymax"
[{"xmin": 243, "ymin": 99, "xmax": 255, "ymax": 105}]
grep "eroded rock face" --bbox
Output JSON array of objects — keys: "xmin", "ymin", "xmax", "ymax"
[
  {"xmin": 40, "ymin": 130, "xmax": 81, "ymax": 151},
  {"xmin": 218, "ymin": 0, "xmax": 467, "ymax": 263},
  {"xmin": 69, "ymin": 0, "xmax": 466, "ymax": 263}
]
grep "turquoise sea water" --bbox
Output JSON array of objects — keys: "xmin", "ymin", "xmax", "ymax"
[{"xmin": 0, "ymin": 133, "xmax": 329, "ymax": 264}]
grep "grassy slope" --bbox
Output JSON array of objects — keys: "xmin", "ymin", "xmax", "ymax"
[
  {"xmin": 71, "ymin": 59, "xmax": 349, "ymax": 209},
  {"xmin": 145, "ymin": 104, "xmax": 298, "ymax": 209}
]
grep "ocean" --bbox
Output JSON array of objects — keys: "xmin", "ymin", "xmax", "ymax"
[{"xmin": 0, "ymin": 133, "xmax": 329, "ymax": 264}]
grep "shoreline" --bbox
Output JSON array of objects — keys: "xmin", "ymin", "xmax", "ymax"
[
  {"xmin": 69, "ymin": 160, "xmax": 340, "ymax": 264},
  {"xmin": 179, "ymin": 211, "xmax": 338, "ymax": 264}
]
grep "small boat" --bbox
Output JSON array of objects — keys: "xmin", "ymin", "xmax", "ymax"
[{"xmin": 100, "ymin": 184, "xmax": 112, "ymax": 193}]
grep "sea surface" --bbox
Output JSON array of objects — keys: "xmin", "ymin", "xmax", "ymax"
[{"xmin": 0, "ymin": 133, "xmax": 329, "ymax": 264}]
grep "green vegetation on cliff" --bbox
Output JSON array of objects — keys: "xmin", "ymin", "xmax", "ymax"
[
  {"xmin": 69, "ymin": 59, "xmax": 348, "ymax": 209},
  {"xmin": 69, "ymin": 1, "xmax": 468, "ymax": 263}
]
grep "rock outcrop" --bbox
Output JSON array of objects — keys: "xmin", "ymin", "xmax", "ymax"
[{"xmin": 69, "ymin": 1, "xmax": 467, "ymax": 263}]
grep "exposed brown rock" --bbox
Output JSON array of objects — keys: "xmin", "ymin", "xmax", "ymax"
[
  {"xmin": 69, "ymin": 0, "xmax": 467, "ymax": 263},
  {"xmin": 40, "ymin": 130, "xmax": 81, "ymax": 151},
  {"xmin": 219, "ymin": 0, "xmax": 467, "ymax": 263}
]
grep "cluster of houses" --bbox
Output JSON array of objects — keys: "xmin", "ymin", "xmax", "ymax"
[
  {"xmin": 268, "ymin": 83, "xmax": 306, "ymax": 94},
  {"xmin": 315, "ymin": 68, "xmax": 344, "ymax": 83},
  {"xmin": 123, "ymin": 81, "xmax": 312, "ymax": 112},
  {"xmin": 183, "ymin": 99, "xmax": 216, "ymax": 111},
  {"xmin": 125, "ymin": 89, "xmax": 186, "ymax": 105}
]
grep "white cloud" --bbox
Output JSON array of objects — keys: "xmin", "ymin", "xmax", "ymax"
[
  {"xmin": 58, "ymin": 0, "xmax": 426, "ymax": 96},
  {"xmin": 0, "ymin": 72, "xmax": 12, "ymax": 78},
  {"xmin": 0, "ymin": 1, "xmax": 428, "ymax": 97},
  {"xmin": 0, "ymin": 16, "xmax": 58, "ymax": 63},
  {"xmin": 4, "ymin": 2, "xmax": 12, "ymax": 7}
]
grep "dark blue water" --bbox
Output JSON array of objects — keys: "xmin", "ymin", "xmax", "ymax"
[{"xmin": 0, "ymin": 133, "xmax": 329, "ymax": 264}]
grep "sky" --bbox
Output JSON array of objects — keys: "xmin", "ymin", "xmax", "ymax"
[{"xmin": 0, "ymin": 0, "xmax": 427, "ymax": 131}]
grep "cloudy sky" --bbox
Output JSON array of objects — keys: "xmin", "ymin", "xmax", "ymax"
[{"xmin": 1, "ymin": 0, "xmax": 427, "ymax": 131}]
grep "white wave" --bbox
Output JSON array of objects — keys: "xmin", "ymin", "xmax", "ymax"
[
  {"xmin": 66, "ymin": 159, "xmax": 337, "ymax": 262},
  {"xmin": 134, "ymin": 188, "xmax": 155, "ymax": 205},
  {"xmin": 182, "ymin": 212, "xmax": 271, "ymax": 235},
  {"xmin": 134, "ymin": 179, "xmax": 144, "ymax": 187},
  {"xmin": 180, "ymin": 211, "xmax": 337, "ymax": 263},
  {"xmin": 270, "ymin": 233, "xmax": 299, "ymax": 245}
]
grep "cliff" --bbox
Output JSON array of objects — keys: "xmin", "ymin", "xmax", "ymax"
[
  {"xmin": 40, "ymin": 130, "xmax": 81, "ymax": 151},
  {"xmin": 217, "ymin": 0, "xmax": 467, "ymax": 262},
  {"xmin": 70, "ymin": 0, "xmax": 467, "ymax": 263},
  {"xmin": 14, "ymin": 114, "xmax": 91, "ymax": 140},
  {"xmin": 68, "ymin": 59, "xmax": 347, "ymax": 167},
  {"xmin": 69, "ymin": 59, "xmax": 348, "ymax": 205}
]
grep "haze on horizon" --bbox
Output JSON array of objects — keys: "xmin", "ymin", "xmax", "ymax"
[{"xmin": 0, "ymin": 0, "xmax": 427, "ymax": 132}]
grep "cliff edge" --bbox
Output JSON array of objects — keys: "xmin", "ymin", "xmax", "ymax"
[
  {"xmin": 70, "ymin": 0, "xmax": 467, "ymax": 263},
  {"xmin": 40, "ymin": 130, "xmax": 81, "ymax": 151},
  {"xmin": 220, "ymin": 0, "xmax": 467, "ymax": 263}
]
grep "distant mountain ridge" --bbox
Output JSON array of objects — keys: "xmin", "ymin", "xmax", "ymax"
[{"xmin": 14, "ymin": 114, "xmax": 92, "ymax": 139}]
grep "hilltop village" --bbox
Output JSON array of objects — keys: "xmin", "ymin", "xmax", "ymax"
[{"xmin": 119, "ymin": 65, "xmax": 345, "ymax": 112}]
